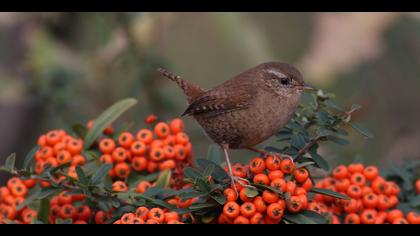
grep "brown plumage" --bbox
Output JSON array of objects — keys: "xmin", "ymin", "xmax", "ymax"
[{"xmin": 158, "ymin": 62, "xmax": 312, "ymax": 192}]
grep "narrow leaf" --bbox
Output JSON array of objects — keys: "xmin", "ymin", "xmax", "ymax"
[
  {"xmin": 23, "ymin": 146, "xmax": 40, "ymax": 170},
  {"xmin": 154, "ymin": 169, "xmax": 171, "ymax": 188},
  {"xmin": 84, "ymin": 98, "xmax": 137, "ymax": 149},
  {"xmin": 308, "ymin": 145, "xmax": 330, "ymax": 171},
  {"xmin": 348, "ymin": 122, "xmax": 374, "ymax": 139},
  {"xmin": 310, "ymin": 187, "xmax": 350, "ymax": 200},
  {"xmin": 5, "ymin": 153, "xmax": 16, "ymax": 171},
  {"xmin": 90, "ymin": 164, "xmax": 112, "ymax": 185},
  {"xmin": 76, "ymin": 166, "xmax": 89, "ymax": 185}
]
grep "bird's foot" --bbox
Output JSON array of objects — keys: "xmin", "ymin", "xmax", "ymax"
[{"xmin": 229, "ymin": 175, "xmax": 257, "ymax": 195}]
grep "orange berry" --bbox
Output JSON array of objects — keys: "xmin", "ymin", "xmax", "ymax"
[
  {"xmin": 280, "ymin": 159, "xmax": 295, "ymax": 174},
  {"xmin": 249, "ymin": 157, "xmax": 266, "ymax": 174},
  {"xmin": 268, "ymin": 170, "xmax": 284, "ymax": 180},
  {"xmin": 99, "ymin": 138, "xmax": 116, "ymax": 154},
  {"xmin": 135, "ymin": 207, "xmax": 149, "ymax": 220},
  {"xmin": 392, "ymin": 217, "xmax": 408, "ymax": 224},
  {"xmin": 335, "ymin": 178, "xmax": 350, "ymax": 192},
  {"xmin": 149, "ymin": 147, "xmax": 165, "ymax": 162},
  {"xmin": 240, "ymin": 202, "xmax": 256, "ymax": 218},
  {"xmin": 223, "ymin": 201, "xmax": 240, "ymax": 219},
  {"xmin": 253, "ymin": 173, "xmax": 270, "ymax": 185},
  {"xmin": 67, "ymin": 139, "xmax": 83, "ymax": 155},
  {"xmin": 118, "ymin": 132, "xmax": 134, "ymax": 149},
  {"xmin": 163, "ymin": 145, "xmax": 175, "ymax": 159},
  {"xmin": 147, "ymin": 161, "xmax": 158, "ymax": 173},
  {"xmin": 173, "ymin": 144, "xmax": 187, "ymax": 161},
  {"xmin": 136, "ymin": 129, "xmax": 154, "ymax": 144},
  {"xmin": 262, "ymin": 190, "xmax": 279, "ymax": 204},
  {"xmin": 267, "ymin": 203, "xmax": 284, "ymax": 221},
  {"xmin": 164, "ymin": 211, "xmax": 179, "ymax": 223},
  {"xmin": 239, "ymin": 188, "xmax": 255, "ymax": 202},
  {"xmin": 159, "ymin": 160, "xmax": 176, "ymax": 170},
  {"xmin": 112, "ymin": 147, "xmax": 127, "ymax": 163},
  {"xmin": 348, "ymin": 163, "xmax": 364, "ymax": 174},
  {"xmin": 148, "ymin": 208, "xmax": 165, "ymax": 223},
  {"xmin": 175, "ymin": 132, "xmax": 189, "ymax": 145},
  {"xmin": 250, "ymin": 212, "xmax": 265, "ymax": 224},
  {"xmin": 344, "ymin": 213, "xmax": 360, "ymax": 224},
  {"xmin": 265, "ymin": 155, "xmax": 281, "ymax": 171},
  {"xmin": 131, "ymin": 156, "xmax": 148, "ymax": 172},
  {"xmin": 37, "ymin": 135, "xmax": 47, "ymax": 146},
  {"xmin": 362, "ymin": 193, "xmax": 378, "ymax": 209},
  {"xmin": 39, "ymin": 146, "xmax": 53, "ymax": 160},
  {"xmin": 387, "ymin": 209, "xmax": 404, "ymax": 223},
  {"xmin": 145, "ymin": 114, "xmax": 158, "ymax": 125},
  {"xmin": 154, "ymin": 122, "xmax": 170, "ymax": 139},
  {"xmin": 253, "ymin": 196, "xmax": 267, "ymax": 213},
  {"xmin": 22, "ymin": 208, "xmax": 37, "ymax": 224},
  {"xmin": 53, "ymin": 142, "xmax": 66, "ymax": 156},
  {"xmin": 270, "ymin": 178, "xmax": 287, "ymax": 192},
  {"xmin": 46, "ymin": 130, "xmax": 61, "ymax": 146},
  {"xmin": 347, "ymin": 185, "xmax": 362, "ymax": 199},
  {"xmin": 360, "ymin": 209, "xmax": 377, "ymax": 224},
  {"xmin": 224, "ymin": 188, "xmax": 238, "ymax": 202},
  {"xmin": 169, "ymin": 118, "xmax": 184, "ymax": 134},
  {"xmin": 112, "ymin": 181, "xmax": 128, "ymax": 192},
  {"xmin": 407, "ymin": 212, "xmax": 420, "ymax": 224},
  {"xmin": 233, "ymin": 215, "xmax": 250, "ymax": 224},
  {"xmin": 136, "ymin": 181, "xmax": 152, "ymax": 194},
  {"xmin": 294, "ymin": 168, "xmax": 309, "ymax": 183},
  {"xmin": 287, "ymin": 196, "xmax": 303, "ymax": 213},
  {"xmin": 363, "ymin": 166, "xmax": 379, "ymax": 180},
  {"xmin": 72, "ymin": 155, "xmax": 86, "ymax": 166},
  {"xmin": 350, "ymin": 173, "xmax": 366, "ymax": 186},
  {"xmin": 114, "ymin": 162, "xmax": 131, "ymax": 179},
  {"xmin": 99, "ymin": 154, "xmax": 113, "ymax": 164},
  {"xmin": 332, "ymin": 165, "xmax": 349, "ymax": 180},
  {"xmin": 10, "ymin": 183, "xmax": 28, "ymax": 197}
]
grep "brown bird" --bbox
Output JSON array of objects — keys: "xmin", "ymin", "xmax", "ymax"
[{"xmin": 158, "ymin": 62, "xmax": 314, "ymax": 191}]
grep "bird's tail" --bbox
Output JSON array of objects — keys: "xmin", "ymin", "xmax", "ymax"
[{"xmin": 157, "ymin": 68, "xmax": 206, "ymax": 103}]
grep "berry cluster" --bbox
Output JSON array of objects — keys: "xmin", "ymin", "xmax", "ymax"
[
  {"xmin": 0, "ymin": 177, "xmax": 37, "ymax": 224},
  {"xmin": 113, "ymin": 207, "xmax": 183, "ymax": 224},
  {"xmin": 35, "ymin": 129, "xmax": 86, "ymax": 184},
  {"xmin": 311, "ymin": 163, "xmax": 420, "ymax": 224},
  {"xmin": 98, "ymin": 118, "xmax": 192, "ymax": 186},
  {"xmin": 219, "ymin": 155, "xmax": 312, "ymax": 224}
]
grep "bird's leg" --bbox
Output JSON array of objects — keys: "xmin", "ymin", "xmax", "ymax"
[
  {"xmin": 222, "ymin": 144, "xmax": 256, "ymax": 195},
  {"xmin": 246, "ymin": 147, "xmax": 269, "ymax": 156}
]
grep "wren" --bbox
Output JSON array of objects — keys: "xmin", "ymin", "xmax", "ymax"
[{"xmin": 158, "ymin": 62, "xmax": 313, "ymax": 191}]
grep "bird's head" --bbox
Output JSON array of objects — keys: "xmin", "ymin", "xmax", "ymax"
[{"xmin": 257, "ymin": 62, "xmax": 314, "ymax": 98}]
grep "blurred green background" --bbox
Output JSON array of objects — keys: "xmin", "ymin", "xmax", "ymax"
[{"xmin": 1, "ymin": 12, "xmax": 420, "ymax": 183}]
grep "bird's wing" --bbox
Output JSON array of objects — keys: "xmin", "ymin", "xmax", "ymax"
[{"xmin": 181, "ymin": 85, "xmax": 257, "ymax": 118}]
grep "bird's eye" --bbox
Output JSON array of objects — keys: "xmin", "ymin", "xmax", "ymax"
[{"xmin": 280, "ymin": 78, "xmax": 289, "ymax": 85}]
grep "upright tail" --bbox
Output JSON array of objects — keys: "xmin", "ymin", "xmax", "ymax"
[{"xmin": 157, "ymin": 68, "xmax": 206, "ymax": 103}]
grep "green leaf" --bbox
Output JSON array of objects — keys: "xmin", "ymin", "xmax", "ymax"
[
  {"xmin": 244, "ymin": 188, "xmax": 259, "ymax": 198},
  {"xmin": 5, "ymin": 153, "xmax": 16, "ymax": 171},
  {"xmin": 252, "ymin": 183, "xmax": 283, "ymax": 195},
  {"xmin": 37, "ymin": 198, "xmax": 50, "ymax": 224},
  {"xmin": 154, "ymin": 169, "xmax": 171, "ymax": 188},
  {"xmin": 38, "ymin": 187, "xmax": 58, "ymax": 199},
  {"xmin": 196, "ymin": 159, "xmax": 229, "ymax": 182},
  {"xmin": 283, "ymin": 212, "xmax": 317, "ymax": 224},
  {"xmin": 143, "ymin": 187, "xmax": 165, "ymax": 197},
  {"xmin": 310, "ymin": 187, "xmax": 350, "ymax": 200},
  {"xmin": 72, "ymin": 124, "xmax": 88, "ymax": 139},
  {"xmin": 295, "ymin": 162, "xmax": 316, "ymax": 169},
  {"xmin": 210, "ymin": 192, "xmax": 227, "ymax": 205},
  {"xmin": 348, "ymin": 122, "xmax": 374, "ymax": 139},
  {"xmin": 308, "ymin": 145, "xmax": 329, "ymax": 171},
  {"xmin": 327, "ymin": 135, "xmax": 350, "ymax": 145},
  {"xmin": 184, "ymin": 167, "xmax": 202, "ymax": 181},
  {"xmin": 196, "ymin": 178, "xmax": 211, "ymax": 193},
  {"xmin": 23, "ymin": 146, "xmax": 40, "ymax": 170},
  {"xmin": 90, "ymin": 164, "xmax": 113, "ymax": 185},
  {"xmin": 324, "ymin": 100, "xmax": 344, "ymax": 111},
  {"xmin": 206, "ymin": 144, "xmax": 222, "ymax": 164},
  {"xmin": 203, "ymin": 164, "xmax": 215, "ymax": 177},
  {"xmin": 16, "ymin": 184, "xmax": 42, "ymax": 211},
  {"xmin": 84, "ymin": 98, "xmax": 137, "ymax": 149},
  {"xmin": 75, "ymin": 166, "xmax": 89, "ymax": 185}
]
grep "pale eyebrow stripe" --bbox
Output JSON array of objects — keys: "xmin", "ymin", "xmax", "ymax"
[{"xmin": 267, "ymin": 69, "xmax": 287, "ymax": 79}]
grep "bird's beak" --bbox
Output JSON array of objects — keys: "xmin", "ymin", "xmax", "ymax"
[{"xmin": 303, "ymin": 82, "xmax": 316, "ymax": 91}]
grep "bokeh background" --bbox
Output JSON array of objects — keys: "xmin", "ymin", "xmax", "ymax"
[{"xmin": 1, "ymin": 12, "xmax": 420, "ymax": 183}]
